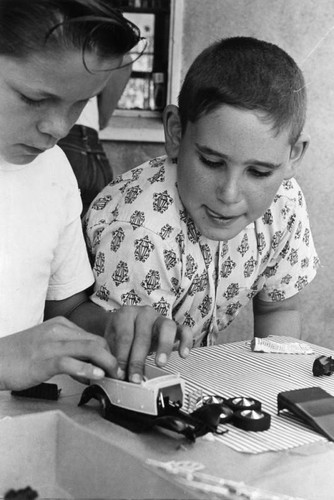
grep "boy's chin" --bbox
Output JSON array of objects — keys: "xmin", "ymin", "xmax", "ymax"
[
  {"xmin": 1, "ymin": 149, "xmax": 39, "ymax": 165},
  {"xmin": 200, "ymin": 226, "xmax": 244, "ymax": 242},
  {"xmin": 197, "ymin": 218, "xmax": 250, "ymax": 242}
]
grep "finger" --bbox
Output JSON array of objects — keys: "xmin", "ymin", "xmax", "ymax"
[
  {"xmin": 45, "ymin": 317, "xmax": 111, "ymax": 347},
  {"xmin": 176, "ymin": 324, "xmax": 193, "ymax": 358},
  {"xmin": 127, "ymin": 307, "xmax": 162, "ymax": 383},
  {"xmin": 152, "ymin": 316, "xmax": 181, "ymax": 367},
  {"xmin": 103, "ymin": 307, "xmax": 138, "ymax": 380},
  {"xmin": 44, "ymin": 339, "xmax": 118, "ymax": 378},
  {"xmin": 56, "ymin": 357, "xmax": 107, "ymax": 381},
  {"xmin": 71, "ymin": 375, "xmax": 91, "ymax": 385}
]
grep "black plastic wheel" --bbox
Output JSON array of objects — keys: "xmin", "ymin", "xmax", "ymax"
[
  {"xmin": 224, "ymin": 396, "xmax": 262, "ymax": 412},
  {"xmin": 201, "ymin": 395, "xmax": 225, "ymax": 405},
  {"xmin": 232, "ymin": 409, "xmax": 271, "ymax": 431}
]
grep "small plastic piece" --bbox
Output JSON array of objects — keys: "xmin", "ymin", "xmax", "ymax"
[
  {"xmin": 11, "ymin": 382, "xmax": 61, "ymax": 401},
  {"xmin": 233, "ymin": 409, "xmax": 271, "ymax": 431},
  {"xmin": 4, "ymin": 486, "xmax": 38, "ymax": 499},
  {"xmin": 313, "ymin": 355, "xmax": 334, "ymax": 376},
  {"xmin": 190, "ymin": 402, "xmax": 232, "ymax": 429},
  {"xmin": 251, "ymin": 337, "xmax": 314, "ymax": 354},
  {"xmin": 195, "ymin": 395, "xmax": 233, "ymax": 424},
  {"xmin": 216, "ymin": 404, "xmax": 234, "ymax": 425}
]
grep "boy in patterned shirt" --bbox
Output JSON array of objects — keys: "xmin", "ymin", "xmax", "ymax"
[{"xmin": 85, "ymin": 36, "xmax": 319, "ymax": 366}]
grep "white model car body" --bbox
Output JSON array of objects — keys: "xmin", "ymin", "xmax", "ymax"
[{"xmin": 93, "ymin": 364, "xmax": 185, "ymax": 416}]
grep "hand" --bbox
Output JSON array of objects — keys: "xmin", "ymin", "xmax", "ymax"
[
  {"xmin": 0, "ymin": 317, "xmax": 118, "ymax": 391},
  {"xmin": 103, "ymin": 306, "xmax": 193, "ymax": 383}
]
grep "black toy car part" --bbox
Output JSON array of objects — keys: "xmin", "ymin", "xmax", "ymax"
[
  {"xmin": 196, "ymin": 395, "xmax": 234, "ymax": 424},
  {"xmin": 277, "ymin": 386, "xmax": 334, "ymax": 441},
  {"xmin": 312, "ymin": 355, "xmax": 334, "ymax": 377},
  {"xmin": 224, "ymin": 396, "xmax": 262, "ymax": 412},
  {"xmin": 199, "ymin": 395, "xmax": 270, "ymax": 431},
  {"xmin": 11, "ymin": 382, "xmax": 61, "ymax": 400},
  {"xmin": 233, "ymin": 409, "xmax": 271, "ymax": 431}
]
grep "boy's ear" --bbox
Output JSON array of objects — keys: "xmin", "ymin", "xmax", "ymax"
[
  {"xmin": 285, "ymin": 132, "xmax": 310, "ymax": 179},
  {"xmin": 163, "ymin": 104, "xmax": 182, "ymax": 159}
]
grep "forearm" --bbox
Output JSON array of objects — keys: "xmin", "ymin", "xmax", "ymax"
[
  {"xmin": 44, "ymin": 292, "xmax": 110, "ymax": 337},
  {"xmin": 253, "ymin": 294, "xmax": 301, "ymax": 339},
  {"xmin": 253, "ymin": 309, "xmax": 301, "ymax": 338},
  {"xmin": 68, "ymin": 300, "xmax": 110, "ymax": 337}
]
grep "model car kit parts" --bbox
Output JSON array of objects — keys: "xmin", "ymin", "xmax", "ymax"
[
  {"xmin": 11, "ymin": 382, "xmax": 61, "ymax": 400},
  {"xmin": 224, "ymin": 396, "xmax": 262, "ymax": 412},
  {"xmin": 78, "ymin": 365, "xmax": 228, "ymax": 442},
  {"xmin": 232, "ymin": 409, "xmax": 271, "ymax": 432},
  {"xmin": 196, "ymin": 395, "xmax": 271, "ymax": 432},
  {"xmin": 312, "ymin": 355, "xmax": 334, "ymax": 376},
  {"xmin": 277, "ymin": 386, "xmax": 334, "ymax": 441}
]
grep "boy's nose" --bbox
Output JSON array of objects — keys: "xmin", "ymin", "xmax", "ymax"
[
  {"xmin": 37, "ymin": 111, "xmax": 75, "ymax": 141},
  {"xmin": 216, "ymin": 174, "xmax": 242, "ymax": 205}
]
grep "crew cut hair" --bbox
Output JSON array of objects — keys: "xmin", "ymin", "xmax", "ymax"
[{"xmin": 178, "ymin": 37, "xmax": 306, "ymax": 145}]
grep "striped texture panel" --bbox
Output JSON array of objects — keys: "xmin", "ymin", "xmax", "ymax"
[{"xmin": 147, "ymin": 336, "xmax": 334, "ymax": 454}]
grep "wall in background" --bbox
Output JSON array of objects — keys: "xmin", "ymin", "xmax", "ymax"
[{"xmin": 103, "ymin": 0, "xmax": 334, "ymax": 348}]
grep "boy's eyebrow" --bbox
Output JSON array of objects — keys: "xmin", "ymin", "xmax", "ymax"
[
  {"xmin": 196, "ymin": 144, "xmax": 282, "ymax": 169},
  {"xmin": 13, "ymin": 81, "xmax": 101, "ymax": 101},
  {"xmin": 20, "ymin": 88, "xmax": 99, "ymax": 100}
]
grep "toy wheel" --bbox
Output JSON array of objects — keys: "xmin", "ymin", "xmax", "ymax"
[
  {"xmin": 201, "ymin": 395, "xmax": 225, "ymax": 405},
  {"xmin": 225, "ymin": 396, "xmax": 261, "ymax": 412},
  {"xmin": 194, "ymin": 394, "xmax": 225, "ymax": 410},
  {"xmin": 233, "ymin": 409, "xmax": 271, "ymax": 431}
]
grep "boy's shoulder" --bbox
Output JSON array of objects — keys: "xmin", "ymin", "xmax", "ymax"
[
  {"xmin": 113, "ymin": 155, "xmax": 174, "ymax": 185},
  {"xmin": 278, "ymin": 177, "xmax": 302, "ymax": 196},
  {"xmin": 254, "ymin": 177, "xmax": 308, "ymax": 237},
  {"xmin": 271, "ymin": 177, "xmax": 306, "ymax": 212},
  {"xmin": 87, "ymin": 155, "xmax": 180, "ymax": 220},
  {"xmin": 98, "ymin": 155, "xmax": 173, "ymax": 195}
]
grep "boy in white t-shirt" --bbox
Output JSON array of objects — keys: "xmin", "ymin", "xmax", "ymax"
[{"xmin": 0, "ymin": 0, "xmax": 192, "ymax": 391}]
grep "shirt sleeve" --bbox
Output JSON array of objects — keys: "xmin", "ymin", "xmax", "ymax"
[
  {"xmin": 257, "ymin": 186, "xmax": 320, "ymax": 302},
  {"xmin": 46, "ymin": 150, "xmax": 94, "ymax": 300},
  {"xmin": 87, "ymin": 220, "xmax": 181, "ymax": 317}
]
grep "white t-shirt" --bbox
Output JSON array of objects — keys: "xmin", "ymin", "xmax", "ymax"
[{"xmin": 0, "ymin": 146, "xmax": 94, "ymax": 336}]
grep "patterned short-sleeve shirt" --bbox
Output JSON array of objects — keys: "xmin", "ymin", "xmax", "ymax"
[{"xmin": 84, "ymin": 156, "xmax": 319, "ymax": 346}]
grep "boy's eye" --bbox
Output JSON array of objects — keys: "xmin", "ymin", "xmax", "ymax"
[
  {"xmin": 20, "ymin": 94, "xmax": 44, "ymax": 108},
  {"xmin": 199, "ymin": 155, "xmax": 225, "ymax": 169},
  {"xmin": 249, "ymin": 168, "xmax": 273, "ymax": 178}
]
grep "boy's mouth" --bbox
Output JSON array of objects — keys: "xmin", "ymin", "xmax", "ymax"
[
  {"xmin": 206, "ymin": 207, "xmax": 241, "ymax": 223},
  {"xmin": 19, "ymin": 144, "xmax": 49, "ymax": 155}
]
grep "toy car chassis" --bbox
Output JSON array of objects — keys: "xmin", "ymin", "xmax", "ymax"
[
  {"xmin": 78, "ymin": 364, "xmax": 217, "ymax": 440},
  {"xmin": 79, "ymin": 366, "xmax": 271, "ymax": 439}
]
